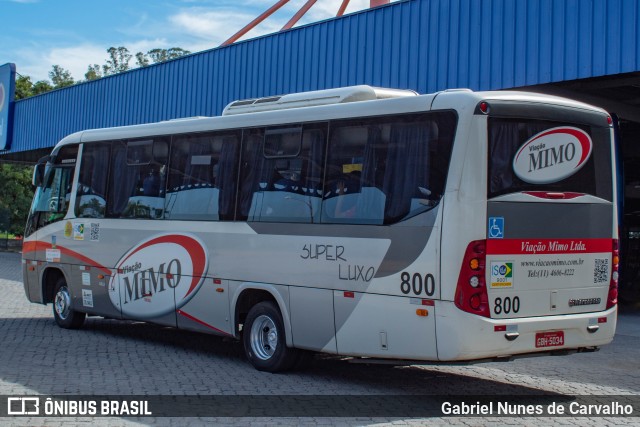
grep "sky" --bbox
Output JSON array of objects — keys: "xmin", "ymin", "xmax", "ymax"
[{"xmin": 0, "ymin": 0, "xmax": 389, "ymax": 82}]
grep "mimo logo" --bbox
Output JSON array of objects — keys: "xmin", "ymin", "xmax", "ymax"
[
  {"xmin": 109, "ymin": 233, "xmax": 209, "ymax": 318},
  {"xmin": 512, "ymin": 127, "xmax": 593, "ymax": 184}
]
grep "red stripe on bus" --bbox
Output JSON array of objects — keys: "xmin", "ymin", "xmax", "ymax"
[
  {"xmin": 22, "ymin": 241, "xmax": 112, "ymax": 276},
  {"xmin": 177, "ymin": 309, "xmax": 233, "ymax": 336},
  {"xmin": 487, "ymin": 238, "xmax": 612, "ymax": 255}
]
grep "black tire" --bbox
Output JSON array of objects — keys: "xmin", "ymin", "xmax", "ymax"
[
  {"xmin": 242, "ymin": 301, "xmax": 298, "ymax": 372},
  {"xmin": 52, "ymin": 277, "xmax": 86, "ymax": 329}
]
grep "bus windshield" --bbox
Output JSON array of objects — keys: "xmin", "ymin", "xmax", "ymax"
[{"xmin": 25, "ymin": 145, "xmax": 77, "ymax": 236}]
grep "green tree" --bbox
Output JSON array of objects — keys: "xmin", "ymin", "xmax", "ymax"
[
  {"xmin": 12, "ymin": 43, "xmax": 192, "ymax": 100},
  {"xmin": 14, "ymin": 74, "xmax": 33, "ymax": 100},
  {"xmin": 102, "ymin": 46, "xmax": 132, "ymax": 76},
  {"xmin": 31, "ymin": 80, "xmax": 53, "ymax": 96},
  {"xmin": 49, "ymin": 65, "xmax": 74, "ymax": 89},
  {"xmin": 135, "ymin": 52, "xmax": 150, "ymax": 68},
  {"xmin": 0, "ymin": 163, "xmax": 33, "ymax": 236},
  {"xmin": 135, "ymin": 47, "xmax": 191, "ymax": 68},
  {"xmin": 14, "ymin": 75, "xmax": 54, "ymax": 98},
  {"xmin": 85, "ymin": 64, "xmax": 102, "ymax": 81},
  {"xmin": 167, "ymin": 47, "xmax": 190, "ymax": 60},
  {"xmin": 147, "ymin": 47, "xmax": 190, "ymax": 64}
]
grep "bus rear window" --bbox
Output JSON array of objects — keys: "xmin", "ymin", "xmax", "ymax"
[{"xmin": 488, "ymin": 118, "xmax": 613, "ymax": 201}]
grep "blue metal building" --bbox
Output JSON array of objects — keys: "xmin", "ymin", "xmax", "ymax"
[
  {"xmin": 1, "ymin": 0, "xmax": 640, "ymax": 301},
  {"xmin": 2, "ymin": 0, "xmax": 640, "ymax": 158}
]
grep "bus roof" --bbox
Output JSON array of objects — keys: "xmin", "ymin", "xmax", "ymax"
[{"xmin": 51, "ymin": 87, "xmax": 607, "ymax": 152}]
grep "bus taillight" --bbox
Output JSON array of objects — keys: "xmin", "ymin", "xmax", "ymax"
[
  {"xmin": 455, "ymin": 240, "xmax": 490, "ymax": 317},
  {"xmin": 607, "ymin": 239, "xmax": 619, "ymax": 309}
]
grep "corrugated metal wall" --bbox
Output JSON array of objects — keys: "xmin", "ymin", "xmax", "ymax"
[{"xmin": 5, "ymin": 0, "xmax": 640, "ymax": 154}]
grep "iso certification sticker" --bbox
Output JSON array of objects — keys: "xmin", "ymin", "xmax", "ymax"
[
  {"xmin": 491, "ymin": 261, "xmax": 513, "ymax": 288},
  {"xmin": 73, "ymin": 222, "xmax": 85, "ymax": 241}
]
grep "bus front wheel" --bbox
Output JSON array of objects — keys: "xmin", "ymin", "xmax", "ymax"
[
  {"xmin": 52, "ymin": 278, "xmax": 86, "ymax": 329},
  {"xmin": 243, "ymin": 301, "xmax": 298, "ymax": 372}
]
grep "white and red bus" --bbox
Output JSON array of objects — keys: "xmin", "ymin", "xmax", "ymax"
[{"xmin": 23, "ymin": 86, "xmax": 618, "ymax": 371}]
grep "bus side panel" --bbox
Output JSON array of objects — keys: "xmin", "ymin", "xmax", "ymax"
[
  {"xmin": 69, "ymin": 265, "xmax": 119, "ymax": 319},
  {"xmin": 22, "ymin": 248, "xmax": 41, "ymax": 303},
  {"xmin": 176, "ymin": 279, "xmax": 233, "ymax": 336},
  {"xmin": 333, "ymin": 291, "xmax": 437, "ymax": 360},
  {"xmin": 24, "ymin": 222, "xmax": 74, "ymax": 305},
  {"xmin": 289, "ymin": 287, "xmax": 337, "ymax": 353},
  {"xmin": 34, "ymin": 219, "xmax": 179, "ymax": 327}
]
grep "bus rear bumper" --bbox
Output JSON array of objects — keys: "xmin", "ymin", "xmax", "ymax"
[{"xmin": 435, "ymin": 301, "xmax": 617, "ymax": 361}]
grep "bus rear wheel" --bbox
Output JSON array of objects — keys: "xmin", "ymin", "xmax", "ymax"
[
  {"xmin": 243, "ymin": 301, "xmax": 298, "ymax": 372},
  {"xmin": 52, "ymin": 277, "xmax": 86, "ymax": 329}
]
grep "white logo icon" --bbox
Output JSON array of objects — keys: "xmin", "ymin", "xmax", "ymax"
[{"xmin": 7, "ymin": 397, "xmax": 40, "ymax": 415}]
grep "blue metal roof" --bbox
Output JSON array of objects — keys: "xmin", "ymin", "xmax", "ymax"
[{"xmin": 4, "ymin": 0, "xmax": 640, "ymax": 155}]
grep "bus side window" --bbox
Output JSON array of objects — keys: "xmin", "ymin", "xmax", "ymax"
[
  {"xmin": 382, "ymin": 120, "xmax": 438, "ymax": 222},
  {"xmin": 237, "ymin": 130, "xmax": 265, "ymax": 221},
  {"xmin": 76, "ymin": 143, "xmax": 110, "ymax": 218},
  {"xmin": 164, "ymin": 131, "xmax": 240, "ymax": 221},
  {"xmin": 322, "ymin": 122, "xmax": 385, "ymax": 225},
  {"xmin": 107, "ymin": 138, "xmax": 169, "ymax": 219},
  {"xmin": 322, "ymin": 113, "xmax": 455, "ymax": 225},
  {"xmin": 239, "ymin": 124, "xmax": 326, "ymax": 223}
]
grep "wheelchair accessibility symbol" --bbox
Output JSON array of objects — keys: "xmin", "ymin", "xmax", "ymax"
[{"xmin": 488, "ymin": 217, "xmax": 504, "ymax": 239}]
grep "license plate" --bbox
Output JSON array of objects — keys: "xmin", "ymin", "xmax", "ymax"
[{"xmin": 535, "ymin": 331, "xmax": 564, "ymax": 348}]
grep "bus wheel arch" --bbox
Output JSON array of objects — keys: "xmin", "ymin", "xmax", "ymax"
[
  {"xmin": 41, "ymin": 267, "xmax": 66, "ymax": 304},
  {"xmin": 42, "ymin": 267, "xmax": 86, "ymax": 329},
  {"xmin": 234, "ymin": 287, "xmax": 285, "ymax": 336}
]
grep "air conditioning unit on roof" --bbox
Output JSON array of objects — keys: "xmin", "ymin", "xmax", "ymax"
[{"xmin": 222, "ymin": 85, "xmax": 417, "ymax": 116}]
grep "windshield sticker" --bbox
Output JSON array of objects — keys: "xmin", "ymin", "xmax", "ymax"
[{"xmin": 512, "ymin": 127, "xmax": 592, "ymax": 184}]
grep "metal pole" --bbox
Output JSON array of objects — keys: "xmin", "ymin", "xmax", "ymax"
[
  {"xmin": 281, "ymin": 0, "xmax": 318, "ymax": 31},
  {"xmin": 221, "ymin": 0, "xmax": 291, "ymax": 46},
  {"xmin": 337, "ymin": 0, "xmax": 351, "ymax": 17}
]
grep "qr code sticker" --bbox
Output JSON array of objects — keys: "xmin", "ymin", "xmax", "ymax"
[
  {"xmin": 90, "ymin": 223, "xmax": 100, "ymax": 241},
  {"xmin": 594, "ymin": 258, "xmax": 609, "ymax": 283}
]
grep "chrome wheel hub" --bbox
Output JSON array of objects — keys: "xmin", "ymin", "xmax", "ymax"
[
  {"xmin": 250, "ymin": 315, "xmax": 278, "ymax": 360},
  {"xmin": 54, "ymin": 286, "xmax": 71, "ymax": 320}
]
